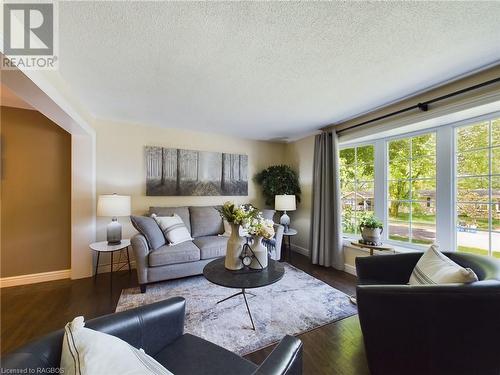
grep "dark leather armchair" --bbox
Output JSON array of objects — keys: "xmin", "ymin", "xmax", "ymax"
[
  {"xmin": 355, "ymin": 252, "xmax": 500, "ymax": 375},
  {"xmin": 1, "ymin": 297, "xmax": 303, "ymax": 375}
]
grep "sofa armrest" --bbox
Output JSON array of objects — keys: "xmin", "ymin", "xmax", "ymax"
[
  {"xmin": 131, "ymin": 233, "xmax": 150, "ymax": 285},
  {"xmin": 86, "ymin": 297, "xmax": 186, "ymax": 356},
  {"xmin": 0, "ymin": 298, "xmax": 186, "ymax": 372},
  {"xmin": 273, "ymin": 224, "xmax": 285, "ymax": 260},
  {"xmin": 355, "ymin": 252, "xmax": 423, "ymax": 285},
  {"xmin": 253, "ymin": 335, "xmax": 303, "ymax": 375}
]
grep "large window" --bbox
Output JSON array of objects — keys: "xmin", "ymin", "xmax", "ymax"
[
  {"xmin": 387, "ymin": 133, "xmax": 436, "ymax": 245},
  {"xmin": 339, "ymin": 112, "xmax": 500, "ymax": 259},
  {"xmin": 455, "ymin": 119, "xmax": 500, "ymax": 258},
  {"xmin": 339, "ymin": 145, "xmax": 374, "ymax": 235}
]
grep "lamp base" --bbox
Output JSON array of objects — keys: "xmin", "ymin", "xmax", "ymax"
[
  {"xmin": 107, "ymin": 218, "xmax": 122, "ymax": 245},
  {"xmin": 280, "ymin": 211, "xmax": 290, "ymax": 233}
]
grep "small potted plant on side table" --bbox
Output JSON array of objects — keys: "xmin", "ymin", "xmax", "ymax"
[{"xmin": 359, "ymin": 214, "xmax": 383, "ymax": 246}]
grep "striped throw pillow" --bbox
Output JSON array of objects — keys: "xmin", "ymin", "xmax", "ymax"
[
  {"xmin": 409, "ymin": 245, "xmax": 478, "ymax": 285},
  {"xmin": 60, "ymin": 316, "xmax": 173, "ymax": 375},
  {"xmin": 152, "ymin": 213, "xmax": 193, "ymax": 245}
]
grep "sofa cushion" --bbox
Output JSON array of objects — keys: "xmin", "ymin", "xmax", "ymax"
[
  {"xmin": 149, "ymin": 242, "xmax": 200, "ymax": 267},
  {"xmin": 130, "ymin": 215, "xmax": 166, "ymax": 250},
  {"xmin": 149, "ymin": 207, "xmax": 191, "ymax": 234},
  {"xmin": 193, "ymin": 236, "xmax": 228, "ymax": 260},
  {"xmin": 189, "ymin": 206, "xmax": 224, "ymax": 238},
  {"xmin": 154, "ymin": 333, "xmax": 257, "ymax": 375}
]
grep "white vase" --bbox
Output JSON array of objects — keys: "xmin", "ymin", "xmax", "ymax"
[
  {"xmin": 225, "ymin": 223, "xmax": 244, "ymax": 270},
  {"xmin": 249, "ymin": 236, "xmax": 268, "ymax": 269}
]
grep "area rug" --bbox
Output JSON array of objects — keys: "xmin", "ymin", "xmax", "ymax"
[{"xmin": 116, "ymin": 264, "xmax": 357, "ymax": 356}]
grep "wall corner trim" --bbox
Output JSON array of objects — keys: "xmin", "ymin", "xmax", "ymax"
[
  {"xmin": 344, "ymin": 264, "xmax": 357, "ymax": 276},
  {"xmin": 291, "ymin": 244, "xmax": 310, "ymax": 257},
  {"xmin": 0, "ymin": 269, "xmax": 70, "ymax": 288}
]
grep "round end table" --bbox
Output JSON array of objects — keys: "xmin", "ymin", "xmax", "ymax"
[
  {"xmin": 89, "ymin": 239, "xmax": 131, "ymax": 287},
  {"xmin": 282, "ymin": 228, "xmax": 298, "ymax": 262}
]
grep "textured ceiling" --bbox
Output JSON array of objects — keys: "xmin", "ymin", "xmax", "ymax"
[{"xmin": 57, "ymin": 1, "xmax": 500, "ymax": 141}]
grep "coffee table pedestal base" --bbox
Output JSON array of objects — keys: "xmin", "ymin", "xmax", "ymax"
[{"xmin": 217, "ymin": 288, "xmax": 256, "ymax": 330}]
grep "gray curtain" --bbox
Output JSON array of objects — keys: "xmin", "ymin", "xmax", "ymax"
[{"xmin": 310, "ymin": 131, "xmax": 344, "ymax": 269}]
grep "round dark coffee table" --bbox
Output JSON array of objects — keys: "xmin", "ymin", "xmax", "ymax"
[{"xmin": 203, "ymin": 257, "xmax": 285, "ymax": 330}]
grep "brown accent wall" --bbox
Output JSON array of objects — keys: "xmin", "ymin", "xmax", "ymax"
[{"xmin": 1, "ymin": 106, "xmax": 71, "ymax": 277}]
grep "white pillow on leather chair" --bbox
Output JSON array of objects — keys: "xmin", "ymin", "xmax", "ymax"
[
  {"xmin": 409, "ymin": 244, "xmax": 478, "ymax": 285},
  {"xmin": 60, "ymin": 316, "xmax": 173, "ymax": 375}
]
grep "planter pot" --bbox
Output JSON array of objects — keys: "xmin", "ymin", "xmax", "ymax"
[
  {"xmin": 249, "ymin": 236, "xmax": 268, "ymax": 270},
  {"xmin": 360, "ymin": 226, "xmax": 383, "ymax": 243},
  {"xmin": 225, "ymin": 223, "xmax": 244, "ymax": 270}
]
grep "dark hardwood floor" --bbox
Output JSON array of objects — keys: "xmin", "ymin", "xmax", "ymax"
[{"xmin": 1, "ymin": 253, "xmax": 369, "ymax": 375}]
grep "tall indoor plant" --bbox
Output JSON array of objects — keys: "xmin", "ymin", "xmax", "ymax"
[{"xmin": 254, "ymin": 165, "xmax": 301, "ymax": 207}]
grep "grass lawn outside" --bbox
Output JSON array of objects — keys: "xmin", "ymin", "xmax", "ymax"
[{"xmin": 458, "ymin": 246, "xmax": 500, "ymax": 259}]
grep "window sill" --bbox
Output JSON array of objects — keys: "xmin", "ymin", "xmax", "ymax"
[{"xmin": 342, "ymin": 237, "xmax": 423, "ymax": 254}]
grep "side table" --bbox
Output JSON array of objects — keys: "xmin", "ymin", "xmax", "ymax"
[
  {"xmin": 282, "ymin": 228, "xmax": 298, "ymax": 262},
  {"xmin": 89, "ymin": 239, "xmax": 131, "ymax": 287}
]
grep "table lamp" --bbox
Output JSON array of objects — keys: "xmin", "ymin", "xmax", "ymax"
[
  {"xmin": 97, "ymin": 194, "xmax": 131, "ymax": 245},
  {"xmin": 275, "ymin": 194, "xmax": 296, "ymax": 233}
]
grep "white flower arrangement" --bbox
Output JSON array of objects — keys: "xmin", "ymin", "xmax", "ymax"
[
  {"xmin": 218, "ymin": 202, "xmax": 258, "ymax": 225},
  {"xmin": 245, "ymin": 214, "xmax": 275, "ymax": 239}
]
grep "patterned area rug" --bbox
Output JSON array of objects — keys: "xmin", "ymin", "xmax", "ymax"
[{"xmin": 116, "ymin": 264, "xmax": 357, "ymax": 356}]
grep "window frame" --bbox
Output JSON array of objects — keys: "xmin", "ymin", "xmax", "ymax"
[
  {"xmin": 339, "ymin": 142, "xmax": 376, "ymax": 236},
  {"xmin": 339, "ymin": 110, "xmax": 500, "ymax": 256},
  {"xmin": 452, "ymin": 115, "xmax": 500, "ymax": 257},
  {"xmin": 385, "ymin": 130, "xmax": 437, "ymax": 248}
]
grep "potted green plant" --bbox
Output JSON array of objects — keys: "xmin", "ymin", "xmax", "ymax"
[
  {"xmin": 359, "ymin": 214, "xmax": 383, "ymax": 244},
  {"xmin": 254, "ymin": 165, "xmax": 301, "ymax": 207}
]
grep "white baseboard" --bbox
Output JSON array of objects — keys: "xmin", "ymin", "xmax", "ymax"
[
  {"xmin": 0, "ymin": 269, "xmax": 71, "ymax": 288},
  {"xmin": 291, "ymin": 244, "xmax": 310, "ymax": 256},
  {"xmin": 344, "ymin": 263, "xmax": 357, "ymax": 276}
]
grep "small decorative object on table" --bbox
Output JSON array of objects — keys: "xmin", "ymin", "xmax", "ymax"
[
  {"xmin": 218, "ymin": 202, "xmax": 258, "ymax": 270},
  {"xmin": 245, "ymin": 214, "xmax": 275, "ymax": 269},
  {"xmin": 97, "ymin": 194, "xmax": 131, "ymax": 245},
  {"xmin": 359, "ymin": 214, "xmax": 383, "ymax": 245}
]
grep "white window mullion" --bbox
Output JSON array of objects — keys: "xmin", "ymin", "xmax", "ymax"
[
  {"xmin": 374, "ymin": 139, "xmax": 387, "ymax": 241},
  {"xmin": 436, "ymin": 126, "xmax": 454, "ymax": 251}
]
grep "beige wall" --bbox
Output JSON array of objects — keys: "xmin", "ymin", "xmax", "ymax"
[
  {"xmin": 1, "ymin": 106, "xmax": 72, "ymax": 277},
  {"xmin": 93, "ymin": 120, "xmax": 287, "ymax": 241},
  {"xmin": 285, "ymin": 135, "xmax": 315, "ymax": 253}
]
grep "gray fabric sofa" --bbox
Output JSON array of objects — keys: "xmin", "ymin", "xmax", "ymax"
[{"xmin": 131, "ymin": 205, "xmax": 284, "ymax": 293}]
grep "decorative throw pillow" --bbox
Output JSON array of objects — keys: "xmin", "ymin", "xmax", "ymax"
[
  {"xmin": 409, "ymin": 245, "xmax": 478, "ymax": 285},
  {"xmin": 60, "ymin": 316, "xmax": 173, "ymax": 375},
  {"xmin": 219, "ymin": 220, "xmax": 249, "ymax": 237},
  {"xmin": 130, "ymin": 215, "xmax": 166, "ymax": 250},
  {"xmin": 152, "ymin": 213, "xmax": 193, "ymax": 245}
]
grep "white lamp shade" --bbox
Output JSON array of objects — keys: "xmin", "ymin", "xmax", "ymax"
[
  {"xmin": 97, "ymin": 194, "xmax": 131, "ymax": 217},
  {"xmin": 275, "ymin": 195, "xmax": 296, "ymax": 211}
]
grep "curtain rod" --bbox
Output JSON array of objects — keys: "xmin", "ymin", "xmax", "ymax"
[{"xmin": 336, "ymin": 76, "xmax": 500, "ymax": 134}]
